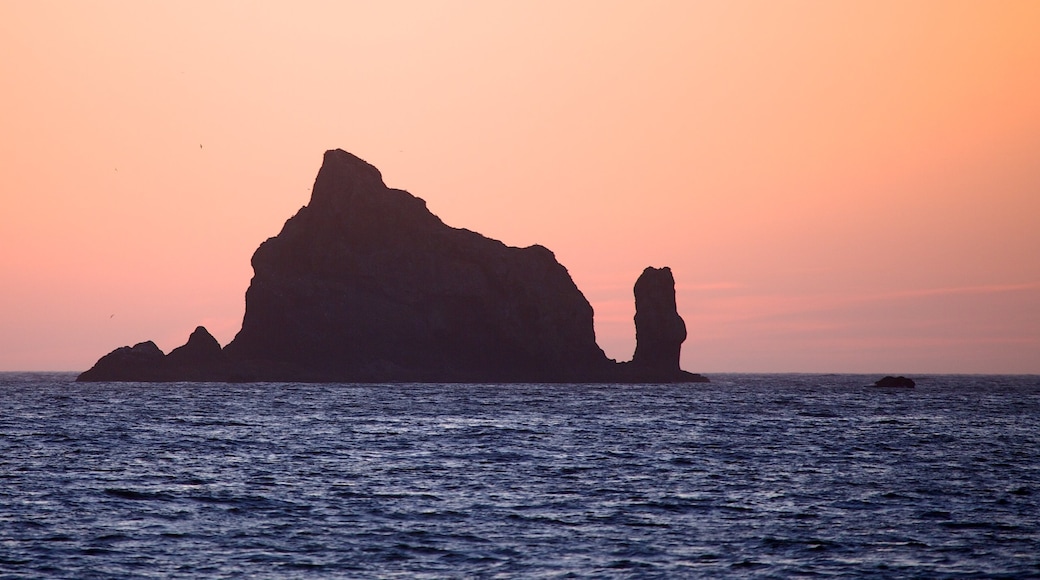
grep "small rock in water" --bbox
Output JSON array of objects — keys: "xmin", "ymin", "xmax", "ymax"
[{"xmin": 874, "ymin": 375, "xmax": 915, "ymax": 388}]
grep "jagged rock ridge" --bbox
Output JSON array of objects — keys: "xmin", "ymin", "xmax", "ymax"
[
  {"xmin": 78, "ymin": 149, "xmax": 708, "ymax": 383},
  {"xmin": 78, "ymin": 326, "xmax": 222, "ymax": 382}
]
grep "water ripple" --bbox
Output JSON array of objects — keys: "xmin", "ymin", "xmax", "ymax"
[{"xmin": 0, "ymin": 373, "xmax": 1038, "ymax": 578}]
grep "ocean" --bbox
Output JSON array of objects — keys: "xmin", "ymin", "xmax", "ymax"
[{"xmin": 1, "ymin": 373, "xmax": 1038, "ymax": 578}]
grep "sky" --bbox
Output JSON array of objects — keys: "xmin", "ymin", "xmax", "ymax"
[{"xmin": 2, "ymin": 1, "xmax": 1039, "ymax": 374}]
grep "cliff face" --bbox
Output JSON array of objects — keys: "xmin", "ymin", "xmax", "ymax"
[{"xmin": 78, "ymin": 149, "xmax": 707, "ymax": 383}]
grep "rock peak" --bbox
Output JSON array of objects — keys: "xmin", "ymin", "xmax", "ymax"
[
  {"xmin": 166, "ymin": 326, "xmax": 221, "ymax": 367},
  {"xmin": 322, "ymin": 148, "xmax": 383, "ymax": 178},
  {"xmin": 308, "ymin": 149, "xmax": 387, "ymax": 210}
]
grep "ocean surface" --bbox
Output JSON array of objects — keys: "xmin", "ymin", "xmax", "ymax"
[{"xmin": 1, "ymin": 373, "xmax": 1038, "ymax": 579}]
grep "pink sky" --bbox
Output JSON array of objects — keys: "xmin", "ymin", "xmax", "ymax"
[{"xmin": 2, "ymin": 1, "xmax": 1039, "ymax": 373}]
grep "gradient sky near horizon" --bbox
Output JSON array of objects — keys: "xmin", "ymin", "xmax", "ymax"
[{"xmin": 2, "ymin": 1, "xmax": 1039, "ymax": 373}]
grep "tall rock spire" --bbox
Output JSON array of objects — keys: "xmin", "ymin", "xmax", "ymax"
[{"xmin": 631, "ymin": 266, "xmax": 688, "ymax": 376}]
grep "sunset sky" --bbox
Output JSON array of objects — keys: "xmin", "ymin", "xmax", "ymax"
[{"xmin": 2, "ymin": 1, "xmax": 1038, "ymax": 373}]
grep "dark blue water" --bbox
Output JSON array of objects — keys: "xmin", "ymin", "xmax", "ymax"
[{"xmin": 1, "ymin": 373, "xmax": 1038, "ymax": 578}]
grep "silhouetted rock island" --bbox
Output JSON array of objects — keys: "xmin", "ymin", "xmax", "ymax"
[
  {"xmin": 78, "ymin": 149, "xmax": 708, "ymax": 384},
  {"xmin": 873, "ymin": 376, "xmax": 915, "ymax": 388}
]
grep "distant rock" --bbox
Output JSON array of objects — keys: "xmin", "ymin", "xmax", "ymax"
[
  {"xmin": 874, "ymin": 376, "xmax": 915, "ymax": 388},
  {"xmin": 78, "ymin": 149, "xmax": 709, "ymax": 384}
]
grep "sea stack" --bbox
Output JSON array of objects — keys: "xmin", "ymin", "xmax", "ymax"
[
  {"xmin": 619, "ymin": 267, "xmax": 705, "ymax": 383},
  {"xmin": 632, "ymin": 267, "xmax": 687, "ymax": 373},
  {"xmin": 78, "ymin": 149, "xmax": 708, "ymax": 384}
]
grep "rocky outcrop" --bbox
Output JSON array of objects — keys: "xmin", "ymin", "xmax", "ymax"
[
  {"xmin": 874, "ymin": 376, "xmax": 915, "ymax": 388},
  {"xmin": 165, "ymin": 326, "xmax": 223, "ymax": 371},
  {"xmin": 78, "ymin": 326, "xmax": 224, "ymax": 382},
  {"xmin": 77, "ymin": 341, "xmax": 166, "ymax": 382},
  {"xmin": 632, "ymin": 267, "xmax": 686, "ymax": 373},
  {"xmin": 618, "ymin": 267, "xmax": 707, "ymax": 383},
  {"xmin": 78, "ymin": 149, "xmax": 708, "ymax": 384},
  {"xmin": 221, "ymin": 150, "xmax": 611, "ymax": 382}
]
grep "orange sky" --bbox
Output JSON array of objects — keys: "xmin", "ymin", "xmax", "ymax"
[{"xmin": 2, "ymin": 1, "xmax": 1039, "ymax": 373}]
